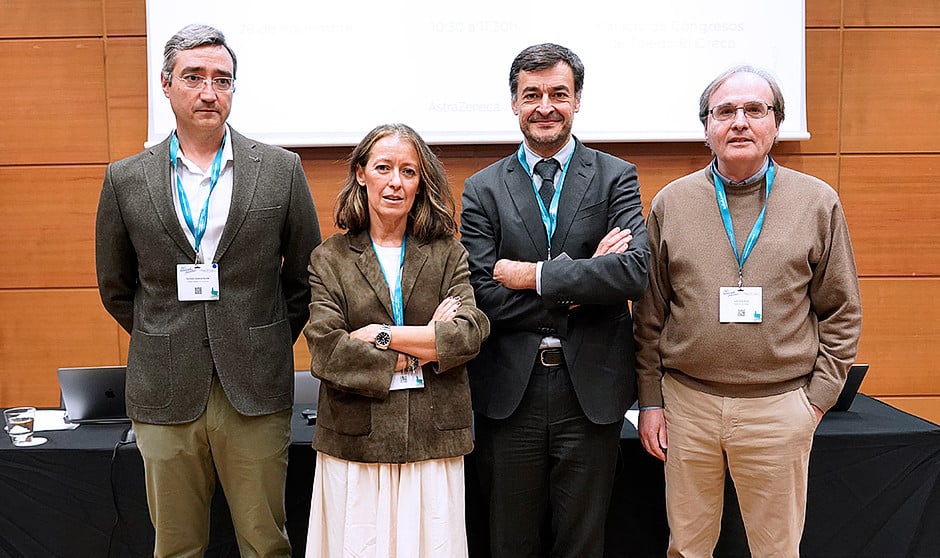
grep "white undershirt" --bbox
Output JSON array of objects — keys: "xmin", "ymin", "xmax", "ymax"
[
  {"xmin": 171, "ymin": 128, "xmax": 234, "ymax": 264},
  {"xmin": 373, "ymin": 244, "xmax": 403, "ymax": 293}
]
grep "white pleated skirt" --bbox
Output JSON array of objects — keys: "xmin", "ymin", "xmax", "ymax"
[{"xmin": 305, "ymin": 452, "xmax": 469, "ymax": 558}]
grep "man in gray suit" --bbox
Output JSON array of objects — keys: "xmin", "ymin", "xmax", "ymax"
[
  {"xmin": 95, "ymin": 24, "xmax": 320, "ymax": 557},
  {"xmin": 460, "ymin": 43, "xmax": 649, "ymax": 558}
]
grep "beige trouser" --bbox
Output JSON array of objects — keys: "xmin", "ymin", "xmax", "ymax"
[
  {"xmin": 662, "ymin": 373, "xmax": 817, "ymax": 558},
  {"xmin": 134, "ymin": 378, "xmax": 291, "ymax": 558}
]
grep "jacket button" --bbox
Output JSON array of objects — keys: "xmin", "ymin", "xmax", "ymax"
[{"xmin": 202, "ymin": 338, "xmax": 210, "ymax": 347}]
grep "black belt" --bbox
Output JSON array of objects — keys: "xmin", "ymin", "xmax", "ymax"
[{"xmin": 537, "ymin": 348, "xmax": 564, "ymax": 367}]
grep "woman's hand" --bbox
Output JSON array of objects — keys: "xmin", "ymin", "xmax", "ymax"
[
  {"xmin": 349, "ymin": 323, "xmax": 382, "ymax": 344},
  {"xmin": 429, "ymin": 296, "xmax": 461, "ymax": 323}
]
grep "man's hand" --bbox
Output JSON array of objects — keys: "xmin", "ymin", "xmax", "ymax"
[
  {"xmin": 493, "ymin": 259, "xmax": 537, "ymax": 290},
  {"xmin": 592, "ymin": 227, "xmax": 632, "ymax": 257},
  {"xmin": 493, "ymin": 227, "xmax": 630, "ymax": 295},
  {"xmin": 638, "ymin": 408, "xmax": 668, "ymax": 462}
]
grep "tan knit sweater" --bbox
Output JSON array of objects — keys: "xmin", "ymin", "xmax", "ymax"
[{"xmin": 633, "ymin": 163, "xmax": 862, "ymax": 411}]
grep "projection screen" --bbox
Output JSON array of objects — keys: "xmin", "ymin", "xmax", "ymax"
[{"xmin": 145, "ymin": 1, "xmax": 807, "ymax": 147}]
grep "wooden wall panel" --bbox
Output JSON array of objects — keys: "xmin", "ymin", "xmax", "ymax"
[
  {"xmin": 797, "ymin": 30, "xmax": 841, "ymax": 154},
  {"xmin": 844, "ymin": 2, "xmax": 940, "ymax": 27},
  {"xmin": 299, "ymin": 148, "xmax": 352, "ymax": 239},
  {"xmin": 0, "ymin": 39, "xmax": 110, "ymax": 165},
  {"xmin": 104, "ymin": 0, "xmax": 147, "ymax": 36},
  {"xmin": 106, "ymin": 37, "xmax": 149, "ymax": 160},
  {"xmin": 293, "ymin": 339, "xmax": 311, "ymax": 374},
  {"xmin": 806, "ymin": 0, "xmax": 842, "ymax": 27},
  {"xmin": 876, "ymin": 397, "xmax": 940, "ymax": 426},
  {"xmin": 0, "ymin": 289, "xmax": 123, "ymax": 408},
  {"xmin": 0, "ymin": 0, "xmax": 102, "ymax": 38},
  {"xmin": 587, "ymin": 142, "xmax": 712, "ymax": 205},
  {"xmin": 841, "ymin": 30, "xmax": 940, "ymax": 153},
  {"xmin": 0, "ymin": 166, "xmax": 103, "ymax": 289},
  {"xmin": 839, "ymin": 155, "xmax": 940, "ymax": 276},
  {"xmin": 856, "ymin": 278, "xmax": 940, "ymax": 396},
  {"xmin": 773, "ymin": 154, "xmax": 840, "ymax": 188}
]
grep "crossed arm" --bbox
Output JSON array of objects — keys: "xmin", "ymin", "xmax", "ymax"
[
  {"xmin": 493, "ymin": 227, "xmax": 634, "ymax": 292},
  {"xmin": 348, "ymin": 296, "xmax": 462, "ymax": 371}
]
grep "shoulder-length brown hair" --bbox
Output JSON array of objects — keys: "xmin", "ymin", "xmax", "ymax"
[{"xmin": 333, "ymin": 123, "xmax": 457, "ymax": 243}]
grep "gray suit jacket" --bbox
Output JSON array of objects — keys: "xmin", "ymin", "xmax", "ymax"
[
  {"xmin": 96, "ymin": 128, "xmax": 321, "ymax": 424},
  {"xmin": 460, "ymin": 139, "xmax": 649, "ymax": 424}
]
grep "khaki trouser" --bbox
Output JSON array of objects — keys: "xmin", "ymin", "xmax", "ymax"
[
  {"xmin": 662, "ymin": 373, "xmax": 817, "ymax": 558},
  {"xmin": 134, "ymin": 378, "xmax": 291, "ymax": 558}
]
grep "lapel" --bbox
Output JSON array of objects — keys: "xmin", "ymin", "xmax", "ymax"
[
  {"xmin": 400, "ymin": 237, "xmax": 428, "ymax": 317},
  {"xmin": 215, "ymin": 128, "xmax": 260, "ymax": 263},
  {"xmin": 351, "ymin": 231, "xmax": 429, "ymax": 323},
  {"xmin": 143, "ymin": 137, "xmax": 196, "ymax": 258},
  {"xmin": 505, "ymin": 155, "xmax": 550, "ymax": 257},
  {"xmin": 551, "ymin": 140, "xmax": 595, "ymax": 251}
]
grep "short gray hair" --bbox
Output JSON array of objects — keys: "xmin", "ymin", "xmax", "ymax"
[
  {"xmin": 162, "ymin": 24, "xmax": 237, "ymax": 82},
  {"xmin": 698, "ymin": 65, "xmax": 785, "ymax": 126}
]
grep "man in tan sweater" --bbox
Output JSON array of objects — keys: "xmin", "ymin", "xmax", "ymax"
[{"xmin": 633, "ymin": 66, "xmax": 862, "ymax": 557}]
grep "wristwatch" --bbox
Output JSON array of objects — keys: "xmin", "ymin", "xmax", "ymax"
[{"xmin": 375, "ymin": 324, "xmax": 392, "ymax": 350}]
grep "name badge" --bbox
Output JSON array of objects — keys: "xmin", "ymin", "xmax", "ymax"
[
  {"xmin": 389, "ymin": 368, "xmax": 425, "ymax": 391},
  {"xmin": 177, "ymin": 263, "xmax": 220, "ymax": 301},
  {"xmin": 719, "ymin": 286, "xmax": 762, "ymax": 323}
]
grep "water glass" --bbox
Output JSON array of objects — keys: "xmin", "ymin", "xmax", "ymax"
[{"xmin": 4, "ymin": 406, "xmax": 36, "ymax": 446}]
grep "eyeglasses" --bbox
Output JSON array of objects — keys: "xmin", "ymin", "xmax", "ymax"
[
  {"xmin": 709, "ymin": 102, "xmax": 775, "ymax": 121},
  {"xmin": 173, "ymin": 74, "xmax": 235, "ymax": 92}
]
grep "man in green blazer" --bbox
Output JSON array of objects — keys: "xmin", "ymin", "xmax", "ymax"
[{"xmin": 95, "ymin": 24, "xmax": 320, "ymax": 557}]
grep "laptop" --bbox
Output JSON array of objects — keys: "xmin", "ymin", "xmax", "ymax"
[
  {"xmin": 830, "ymin": 363, "xmax": 870, "ymax": 412},
  {"xmin": 57, "ymin": 366, "xmax": 130, "ymax": 424}
]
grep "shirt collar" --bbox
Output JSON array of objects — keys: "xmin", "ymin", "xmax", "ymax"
[
  {"xmin": 173, "ymin": 124, "xmax": 234, "ymax": 174},
  {"xmin": 522, "ymin": 137, "xmax": 575, "ymax": 176},
  {"xmin": 711, "ymin": 155, "xmax": 770, "ymax": 187}
]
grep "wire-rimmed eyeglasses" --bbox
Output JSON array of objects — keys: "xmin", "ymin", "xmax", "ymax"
[
  {"xmin": 172, "ymin": 74, "xmax": 235, "ymax": 93},
  {"xmin": 708, "ymin": 101, "xmax": 775, "ymax": 121}
]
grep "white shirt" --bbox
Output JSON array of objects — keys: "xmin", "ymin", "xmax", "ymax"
[
  {"xmin": 373, "ymin": 244, "xmax": 403, "ymax": 293},
  {"xmin": 171, "ymin": 127, "xmax": 234, "ymax": 264},
  {"xmin": 522, "ymin": 138, "xmax": 575, "ymax": 296},
  {"xmin": 523, "ymin": 137, "xmax": 575, "ymax": 350}
]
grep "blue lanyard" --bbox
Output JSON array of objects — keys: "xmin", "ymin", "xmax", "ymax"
[
  {"xmin": 516, "ymin": 144, "xmax": 574, "ymax": 257},
  {"xmin": 170, "ymin": 132, "xmax": 226, "ymax": 262},
  {"xmin": 372, "ymin": 234, "xmax": 407, "ymax": 326},
  {"xmin": 712, "ymin": 161, "xmax": 775, "ymax": 288}
]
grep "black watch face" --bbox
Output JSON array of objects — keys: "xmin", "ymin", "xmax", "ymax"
[{"xmin": 376, "ymin": 331, "xmax": 391, "ymax": 348}]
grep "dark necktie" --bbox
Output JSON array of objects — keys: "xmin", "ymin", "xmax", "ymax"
[{"xmin": 534, "ymin": 158, "xmax": 559, "ymax": 209}]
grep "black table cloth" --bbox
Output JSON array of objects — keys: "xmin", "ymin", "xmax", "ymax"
[{"xmin": 2, "ymin": 395, "xmax": 938, "ymax": 558}]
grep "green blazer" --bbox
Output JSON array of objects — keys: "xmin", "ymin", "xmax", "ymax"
[{"xmin": 96, "ymin": 128, "xmax": 321, "ymax": 424}]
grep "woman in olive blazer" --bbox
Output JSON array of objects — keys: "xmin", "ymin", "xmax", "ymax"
[{"xmin": 303, "ymin": 124, "xmax": 489, "ymax": 558}]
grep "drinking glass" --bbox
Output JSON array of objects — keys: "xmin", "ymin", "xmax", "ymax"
[{"xmin": 4, "ymin": 406, "xmax": 37, "ymax": 446}]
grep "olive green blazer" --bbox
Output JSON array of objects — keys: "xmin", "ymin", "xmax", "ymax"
[
  {"xmin": 96, "ymin": 128, "xmax": 321, "ymax": 424},
  {"xmin": 304, "ymin": 231, "xmax": 490, "ymax": 463}
]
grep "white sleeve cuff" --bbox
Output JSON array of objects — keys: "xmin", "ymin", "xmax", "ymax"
[{"xmin": 535, "ymin": 261, "xmax": 544, "ymax": 295}]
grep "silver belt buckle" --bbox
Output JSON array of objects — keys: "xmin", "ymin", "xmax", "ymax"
[{"xmin": 539, "ymin": 348, "xmax": 562, "ymax": 367}]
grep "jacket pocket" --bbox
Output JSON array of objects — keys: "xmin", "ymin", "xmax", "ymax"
[
  {"xmin": 126, "ymin": 330, "xmax": 173, "ymax": 409},
  {"xmin": 573, "ymin": 200, "xmax": 607, "ymax": 222},
  {"xmin": 428, "ymin": 368, "xmax": 472, "ymax": 431},
  {"xmin": 248, "ymin": 319, "xmax": 293, "ymax": 399},
  {"xmin": 319, "ymin": 386, "xmax": 372, "ymax": 436}
]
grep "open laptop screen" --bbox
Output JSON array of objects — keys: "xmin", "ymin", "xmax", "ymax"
[{"xmin": 57, "ymin": 366, "xmax": 129, "ymax": 424}]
